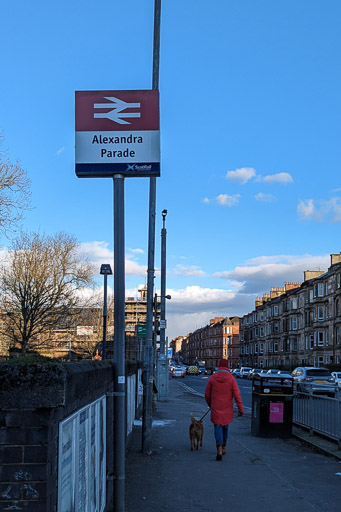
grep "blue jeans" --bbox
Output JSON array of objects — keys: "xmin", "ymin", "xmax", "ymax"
[{"xmin": 214, "ymin": 424, "xmax": 229, "ymax": 446}]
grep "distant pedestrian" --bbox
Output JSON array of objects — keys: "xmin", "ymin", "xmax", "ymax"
[{"xmin": 205, "ymin": 359, "xmax": 244, "ymax": 461}]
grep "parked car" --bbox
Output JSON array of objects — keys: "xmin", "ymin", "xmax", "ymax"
[
  {"xmin": 240, "ymin": 367, "xmax": 252, "ymax": 379},
  {"xmin": 232, "ymin": 369, "xmax": 241, "ymax": 378},
  {"xmin": 276, "ymin": 370, "xmax": 292, "ymax": 377},
  {"xmin": 291, "ymin": 367, "xmax": 336, "ymax": 396},
  {"xmin": 171, "ymin": 366, "xmax": 185, "ymax": 378},
  {"xmin": 331, "ymin": 372, "xmax": 341, "ymax": 388},
  {"xmin": 266, "ymin": 369, "xmax": 281, "ymax": 375},
  {"xmin": 248, "ymin": 368, "xmax": 263, "ymax": 379}
]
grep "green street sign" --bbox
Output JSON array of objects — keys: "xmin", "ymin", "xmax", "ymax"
[{"xmin": 137, "ymin": 324, "xmax": 146, "ymax": 337}]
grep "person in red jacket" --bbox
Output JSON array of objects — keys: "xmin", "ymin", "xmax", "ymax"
[{"xmin": 205, "ymin": 359, "xmax": 244, "ymax": 461}]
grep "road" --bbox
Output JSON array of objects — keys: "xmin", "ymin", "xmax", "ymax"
[{"xmin": 174, "ymin": 373, "xmax": 253, "ymax": 414}]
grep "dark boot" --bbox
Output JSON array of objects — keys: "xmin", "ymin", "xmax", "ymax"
[
  {"xmin": 222, "ymin": 444, "xmax": 226, "ymax": 455},
  {"xmin": 216, "ymin": 445, "xmax": 223, "ymax": 461}
]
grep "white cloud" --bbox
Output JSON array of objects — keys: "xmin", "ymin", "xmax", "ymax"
[
  {"xmin": 167, "ymin": 286, "xmax": 237, "ymax": 314},
  {"xmin": 202, "ymin": 194, "xmax": 241, "ymax": 207},
  {"xmin": 129, "ymin": 248, "xmax": 144, "ymax": 254},
  {"xmin": 297, "ymin": 199, "xmax": 321, "ymax": 221},
  {"xmin": 297, "ymin": 197, "xmax": 341, "ymax": 222},
  {"xmin": 165, "ymin": 285, "xmax": 256, "ymax": 339},
  {"xmin": 216, "ymin": 193, "xmax": 241, "ymax": 206},
  {"xmin": 226, "ymin": 167, "xmax": 256, "ymax": 184},
  {"xmin": 214, "ymin": 253, "xmax": 330, "ymax": 294},
  {"xmin": 56, "ymin": 147, "xmax": 65, "ymax": 155},
  {"xmin": 254, "ymin": 192, "xmax": 277, "ymax": 202},
  {"xmin": 172, "ymin": 265, "xmax": 205, "ymax": 277},
  {"xmin": 324, "ymin": 197, "xmax": 341, "ymax": 223},
  {"xmin": 258, "ymin": 172, "xmax": 293, "ymax": 184},
  {"xmin": 79, "ymin": 241, "xmax": 146, "ymax": 276}
]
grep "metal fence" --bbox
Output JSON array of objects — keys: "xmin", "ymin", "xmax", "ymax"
[{"xmin": 293, "ymin": 389, "xmax": 341, "ymax": 448}]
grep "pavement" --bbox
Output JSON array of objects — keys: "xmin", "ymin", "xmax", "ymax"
[{"xmin": 126, "ymin": 378, "xmax": 341, "ymax": 512}]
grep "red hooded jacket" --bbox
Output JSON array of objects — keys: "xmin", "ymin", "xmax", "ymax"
[{"xmin": 205, "ymin": 368, "xmax": 244, "ymax": 425}]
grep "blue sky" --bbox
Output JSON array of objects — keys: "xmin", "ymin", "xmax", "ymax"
[{"xmin": 1, "ymin": 0, "xmax": 341, "ymax": 340}]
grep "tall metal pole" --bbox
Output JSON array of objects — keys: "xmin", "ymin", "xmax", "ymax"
[
  {"xmin": 113, "ymin": 174, "xmax": 125, "ymax": 512},
  {"xmin": 142, "ymin": 0, "xmax": 161, "ymax": 454},
  {"xmin": 157, "ymin": 209, "xmax": 168, "ymax": 401},
  {"xmin": 159, "ymin": 210, "xmax": 167, "ymax": 356},
  {"xmin": 103, "ymin": 273, "xmax": 108, "ymax": 360}
]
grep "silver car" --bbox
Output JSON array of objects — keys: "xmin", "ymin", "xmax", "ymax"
[
  {"xmin": 291, "ymin": 367, "xmax": 336, "ymax": 396},
  {"xmin": 331, "ymin": 372, "xmax": 341, "ymax": 388}
]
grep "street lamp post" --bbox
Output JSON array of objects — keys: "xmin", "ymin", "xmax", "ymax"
[
  {"xmin": 156, "ymin": 209, "xmax": 170, "ymax": 401},
  {"xmin": 100, "ymin": 263, "xmax": 112, "ymax": 360},
  {"xmin": 160, "ymin": 209, "xmax": 167, "ymax": 357}
]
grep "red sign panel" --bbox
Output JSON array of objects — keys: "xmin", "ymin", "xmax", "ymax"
[{"xmin": 75, "ymin": 90, "xmax": 160, "ymax": 178}]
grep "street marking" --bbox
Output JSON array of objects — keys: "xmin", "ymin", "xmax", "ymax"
[{"xmin": 177, "ymin": 382, "xmax": 204, "ymax": 397}]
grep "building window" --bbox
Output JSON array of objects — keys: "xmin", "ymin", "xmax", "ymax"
[
  {"xmin": 337, "ymin": 273, "xmax": 341, "ymax": 289},
  {"xmin": 290, "ymin": 298, "xmax": 297, "ymax": 310},
  {"xmin": 273, "ymin": 305, "xmax": 279, "ymax": 316},
  {"xmin": 317, "ymin": 331, "xmax": 324, "ymax": 346},
  {"xmin": 310, "ymin": 334, "xmax": 314, "ymax": 349},
  {"xmin": 317, "ymin": 306, "xmax": 324, "ymax": 321},
  {"xmin": 289, "ymin": 317, "xmax": 297, "ymax": 330},
  {"xmin": 314, "ymin": 282, "xmax": 324, "ymax": 298},
  {"xmin": 336, "ymin": 326, "xmax": 340, "ymax": 345}
]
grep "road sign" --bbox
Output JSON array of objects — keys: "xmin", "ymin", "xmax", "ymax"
[
  {"xmin": 167, "ymin": 348, "xmax": 173, "ymax": 359},
  {"xmin": 136, "ymin": 324, "xmax": 147, "ymax": 338},
  {"xmin": 75, "ymin": 90, "xmax": 160, "ymax": 178},
  {"xmin": 160, "ymin": 319, "xmax": 167, "ymax": 329}
]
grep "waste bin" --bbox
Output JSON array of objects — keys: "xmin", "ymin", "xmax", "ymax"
[{"xmin": 251, "ymin": 374, "xmax": 293, "ymax": 438}]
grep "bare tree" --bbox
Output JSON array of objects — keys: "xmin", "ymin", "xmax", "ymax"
[
  {"xmin": 0, "ymin": 231, "xmax": 95, "ymax": 354},
  {"xmin": 0, "ymin": 136, "xmax": 31, "ymax": 235}
]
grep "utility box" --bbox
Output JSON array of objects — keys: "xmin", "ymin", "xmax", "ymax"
[{"xmin": 251, "ymin": 374, "xmax": 293, "ymax": 438}]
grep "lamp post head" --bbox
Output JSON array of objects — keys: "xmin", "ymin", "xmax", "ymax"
[
  {"xmin": 162, "ymin": 209, "xmax": 168, "ymax": 221},
  {"xmin": 100, "ymin": 264, "xmax": 113, "ymax": 275},
  {"xmin": 165, "ymin": 295, "xmax": 171, "ymax": 300}
]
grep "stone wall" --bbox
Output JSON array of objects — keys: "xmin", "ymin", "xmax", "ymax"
[{"xmin": 0, "ymin": 361, "xmax": 114, "ymax": 511}]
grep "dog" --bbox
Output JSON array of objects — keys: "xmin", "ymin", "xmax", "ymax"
[{"xmin": 189, "ymin": 413, "xmax": 204, "ymax": 451}]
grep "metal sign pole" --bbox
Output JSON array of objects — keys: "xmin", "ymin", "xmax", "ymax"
[
  {"xmin": 142, "ymin": 0, "xmax": 161, "ymax": 454},
  {"xmin": 113, "ymin": 174, "xmax": 125, "ymax": 512}
]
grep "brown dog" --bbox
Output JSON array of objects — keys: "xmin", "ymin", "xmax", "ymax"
[{"xmin": 189, "ymin": 413, "xmax": 204, "ymax": 451}]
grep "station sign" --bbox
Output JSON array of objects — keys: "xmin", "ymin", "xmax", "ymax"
[{"xmin": 75, "ymin": 90, "xmax": 160, "ymax": 178}]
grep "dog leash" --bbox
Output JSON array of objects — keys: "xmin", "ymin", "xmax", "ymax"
[{"xmin": 199, "ymin": 408, "xmax": 210, "ymax": 421}]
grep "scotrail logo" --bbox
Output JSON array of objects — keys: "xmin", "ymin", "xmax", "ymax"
[
  {"xmin": 93, "ymin": 96, "xmax": 141, "ymax": 125},
  {"xmin": 126, "ymin": 164, "xmax": 152, "ymax": 172}
]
